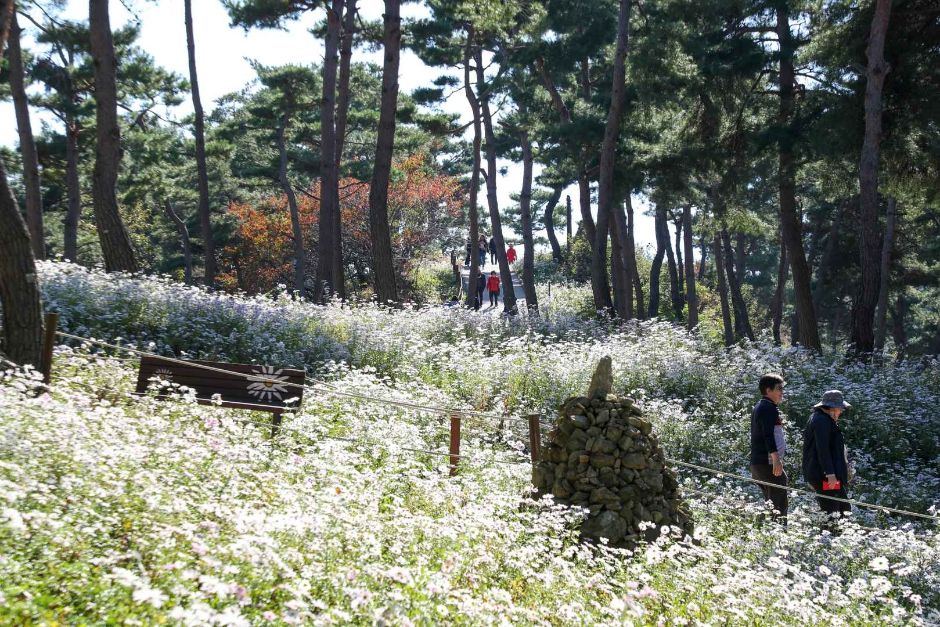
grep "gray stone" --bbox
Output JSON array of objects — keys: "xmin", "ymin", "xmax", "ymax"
[
  {"xmin": 587, "ymin": 356, "xmax": 614, "ymax": 399},
  {"xmin": 571, "ymin": 415, "xmax": 590, "ymax": 429},
  {"xmin": 589, "ymin": 453, "xmax": 615, "ymax": 468},
  {"xmin": 582, "ymin": 510, "xmax": 627, "ymax": 543},
  {"xmin": 595, "ymin": 409, "xmax": 610, "ymax": 426},
  {"xmin": 622, "ymin": 453, "xmax": 647, "ymax": 469}
]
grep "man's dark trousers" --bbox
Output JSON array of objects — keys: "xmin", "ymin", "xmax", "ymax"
[{"xmin": 750, "ymin": 464, "xmax": 788, "ymax": 520}]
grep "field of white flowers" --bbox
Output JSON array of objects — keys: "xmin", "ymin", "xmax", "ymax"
[{"xmin": 1, "ymin": 260, "xmax": 938, "ymax": 625}]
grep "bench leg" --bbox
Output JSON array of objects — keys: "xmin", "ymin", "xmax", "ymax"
[{"xmin": 271, "ymin": 411, "xmax": 282, "ymax": 438}]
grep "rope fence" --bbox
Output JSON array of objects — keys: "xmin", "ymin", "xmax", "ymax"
[{"xmin": 4, "ymin": 324, "xmax": 937, "ymax": 526}]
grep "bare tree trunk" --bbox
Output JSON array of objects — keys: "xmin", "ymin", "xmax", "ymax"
[
  {"xmin": 852, "ymin": 0, "xmax": 892, "ymax": 355},
  {"xmin": 592, "ymin": 0, "xmax": 631, "ymax": 315},
  {"xmin": 316, "ymin": 0, "xmax": 343, "ymax": 301},
  {"xmin": 776, "ymin": 5, "xmax": 819, "ymax": 350},
  {"xmin": 89, "ymin": 0, "xmax": 137, "ymax": 272},
  {"xmin": 565, "ymin": 193, "xmax": 572, "ymax": 253},
  {"xmin": 64, "ymin": 117, "xmax": 81, "ymax": 261},
  {"xmin": 734, "ymin": 232, "xmax": 747, "ymax": 285},
  {"xmin": 368, "ymin": 0, "xmax": 400, "ymax": 305},
  {"xmin": 519, "ymin": 125, "xmax": 538, "ymax": 314},
  {"xmin": 276, "ymin": 122, "xmax": 305, "ymax": 296},
  {"xmin": 8, "ymin": 11, "xmax": 43, "ymax": 260},
  {"xmin": 0, "ymin": 0, "xmax": 43, "ymax": 367},
  {"xmin": 812, "ymin": 199, "xmax": 846, "ymax": 310},
  {"xmin": 722, "ymin": 229, "xmax": 755, "ymax": 340},
  {"xmin": 475, "ymin": 50, "xmax": 516, "ymax": 314},
  {"xmin": 610, "ymin": 210, "xmax": 628, "ymax": 318},
  {"xmin": 698, "ymin": 231, "xmax": 708, "ymax": 280},
  {"xmin": 184, "ymin": 0, "xmax": 216, "ymax": 286},
  {"xmin": 648, "ymin": 204, "xmax": 666, "ymax": 318},
  {"xmin": 891, "ymin": 293, "xmax": 907, "ymax": 360},
  {"xmin": 665, "ymin": 218, "xmax": 682, "ymax": 321},
  {"xmin": 544, "ymin": 186, "xmax": 563, "ymax": 263},
  {"xmin": 335, "ymin": 0, "xmax": 356, "ymax": 164},
  {"xmin": 714, "ymin": 232, "xmax": 734, "ymax": 347},
  {"xmin": 874, "ymin": 196, "xmax": 897, "ymax": 352},
  {"xmin": 674, "ymin": 213, "xmax": 684, "ymax": 297},
  {"xmin": 626, "ymin": 196, "xmax": 644, "ymax": 318},
  {"xmin": 578, "ymin": 174, "xmax": 596, "ymax": 248},
  {"xmin": 163, "ymin": 200, "xmax": 192, "ymax": 284},
  {"xmin": 613, "ymin": 199, "xmax": 634, "ymax": 318},
  {"xmin": 463, "ymin": 31, "xmax": 481, "ymax": 309},
  {"xmin": 682, "ymin": 204, "xmax": 698, "ymax": 330},
  {"xmin": 771, "ymin": 225, "xmax": 788, "ymax": 345}
]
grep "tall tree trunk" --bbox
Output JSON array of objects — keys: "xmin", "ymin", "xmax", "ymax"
[
  {"xmin": 577, "ymin": 174, "xmax": 596, "ymax": 247},
  {"xmin": 874, "ymin": 196, "xmax": 897, "ymax": 352},
  {"xmin": 812, "ymin": 199, "xmax": 846, "ymax": 310},
  {"xmin": 776, "ymin": 5, "xmax": 819, "ymax": 350},
  {"xmin": 698, "ymin": 231, "xmax": 708, "ymax": 280},
  {"xmin": 610, "ymin": 210, "xmax": 628, "ymax": 318},
  {"xmin": 674, "ymin": 213, "xmax": 684, "ymax": 297},
  {"xmin": 316, "ymin": 0, "xmax": 343, "ymax": 301},
  {"xmin": 63, "ymin": 117, "xmax": 81, "ymax": 261},
  {"xmin": 852, "ymin": 0, "xmax": 892, "ymax": 355},
  {"xmin": 613, "ymin": 199, "xmax": 634, "ymax": 318},
  {"xmin": 0, "ymin": 0, "xmax": 43, "ymax": 367},
  {"xmin": 368, "ymin": 0, "xmax": 400, "ymax": 305},
  {"xmin": 722, "ymin": 228, "xmax": 755, "ymax": 340},
  {"xmin": 713, "ymin": 232, "xmax": 734, "ymax": 347},
  {"xmin": 163, "ymin": 200, "xmax": 192, "ymax": 285},
  {"xmin": 565, "ymin": 193, "xmax": 572, "ymax": 253},
  {"xmin": 335, "ymin": 0, "xmax": 356, "ymax": 164},
  {"xmin": 519, "ymin": 125, "xmax": 538, "ymax": 314},
  {"xmin": 276, "ymin": 122, "xmax": 305, "ymax": 296},
  {"xmin": 626, "ymin": 196, "xmax": 644, "ymax": 318},
  {"xmin": 665, "ymin": 217, "xmax": 682, "ymax": 321},
  {"xmin": 184, "ymin": 0, "xmax": 216, "ymax": 287},
  {"xmin": 463, "ymin": 31, "xmax": 481, "ymax": 309},
  {"xmin": 544, "ymin": 186, "xmax": 563, "ymax": 263},
  {"xmin": 734, "ymin": 232, "xmax": 747, "ymax": 285},
  {"xmin": 682, "ymin": 204, "xmax": 698, "ymax": 330},
  {"xmin": 648, "ymin": 204, "xmax": 667, "ymax": 318},
  {"xmin": 8, "ymin": 11, "xmax": 43, "ymax": 260},
  {"xmin": 771, "ymin": 225, "xmax": 788, "ymax": 345},
  {"xmin": 593, "ymin": 0, "xmax": 631, "ymax": 315},
  {"xmin": 891, "ymin": 293, "xmax": 907, "ymax": 360},
  {"xmin": 89, "ymin": 0, "xmax": 136, "ymax": 272},
  {"xmin": 475, "ymin": 50, "xmax": 516, "ymax": 314}
]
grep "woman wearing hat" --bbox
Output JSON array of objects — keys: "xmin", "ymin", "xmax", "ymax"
[{"xmin": 802, "ymin": 390, "xmax": 852, "ymax": 516}]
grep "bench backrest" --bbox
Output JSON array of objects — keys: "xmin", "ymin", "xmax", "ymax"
[{"xmin": 135, "ymin": 355, "xmax": 305, "ymax": 413}]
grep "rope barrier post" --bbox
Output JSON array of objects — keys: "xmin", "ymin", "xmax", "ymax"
[
  {"xmin": 271, "ymin": 411, "xmax": 282, "ymax": 438},
  {"xmin": 449, "ymin": 413, "xmax": 461, "ymax": 476},
  {"xmin": 527, "ymin": 414, "xmax": 541, "ymax": 465},
  {"xmin": 40, "ymin": 312, "xmax": 59, "ymax": 384}
]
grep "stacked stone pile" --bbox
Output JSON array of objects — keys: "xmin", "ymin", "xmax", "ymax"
[{"xmin": 532, "ymin": 357, "xmax": 692, "ymax": 547}]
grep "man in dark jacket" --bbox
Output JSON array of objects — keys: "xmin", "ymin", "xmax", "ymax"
[
  {"xmin": 475, "ymin": 272, "xmax": 486, "ymax": 311},
  {"xmin": 750, "ymin": 373, "xmax": 788, "ymax": 520},
  {"xmin": 488, "ymin": 236, "xmax": 498, "ymax": 265},
  {"xmin": 803, "ymin": 390, "xmax": 852, "ymax": 516}
]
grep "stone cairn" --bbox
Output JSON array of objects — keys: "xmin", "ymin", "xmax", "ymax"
[{"xmin": 532, "ymin": 357, "xmax": 692, "ymax": 547}]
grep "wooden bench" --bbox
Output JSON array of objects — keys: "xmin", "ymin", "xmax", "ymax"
[{"xmin": 135, "ymin": 356, "xmax": 305, "ymax": 436}]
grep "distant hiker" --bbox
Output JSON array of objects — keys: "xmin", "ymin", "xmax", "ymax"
[
  {"xmin": 802, "ymin": 390, "xmax": 853, "ymax": 518},
  {"xmin": 475, "ymin": 272, "xmax": 486, "ymax": 310},
  {"xmin": 750, "ymin": 373, "xmax": 788, "ymax": 521},
  {"xmin": 464, "ymin": 238, "xmax": 472, "ymax": 266},
  {"xmin": 489, "ymin": 236, "xmax": 498, "ymax": 265},
  {"xmin": 506, "ymin": 243, "xmax": 518, "ymax": 264},
  {"xmin": 487, "ymin": 271, "xmax": 500, "ymax": 307},
  {"xmin": 478, "ymin": 235, "xmax": 488, "ymax": 267}
]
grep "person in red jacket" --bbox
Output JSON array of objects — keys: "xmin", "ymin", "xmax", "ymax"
[
  {"xmin": 486, "ymin": 271, "xmax": 500, "ymax": 307},
  {"xmin": 506, "ymin": 243, "xmax": 517, "ymax": 264}
]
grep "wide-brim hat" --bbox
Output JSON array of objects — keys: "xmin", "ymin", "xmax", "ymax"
[{"xmin": 813, "ymin": 389, "xmax": 852, "ymax": 410}]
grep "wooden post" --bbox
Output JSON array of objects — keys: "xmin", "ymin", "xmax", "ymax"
[
  {"xmin": 271, "ymin": 411, "xmax": 282, "ymax": 438},
  {"xmin": 40, "ymin": 312, "xmax": 59, "ymax": 384},
  {"xmin": 527, "ymin": 414, "xmax": 541, "ymax": 465},
  {"xmin": 449, "ymin": 414, "xmax": 461, "ymax": 476}
]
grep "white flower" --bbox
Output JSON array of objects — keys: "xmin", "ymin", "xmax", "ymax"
[
  {"xmin": 132, "ymin": 585, "xmax": 167, "ymax": 608},
  {"xmin": 868, "ymin": 556, "xmax": 889, "ymax": 572}
]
